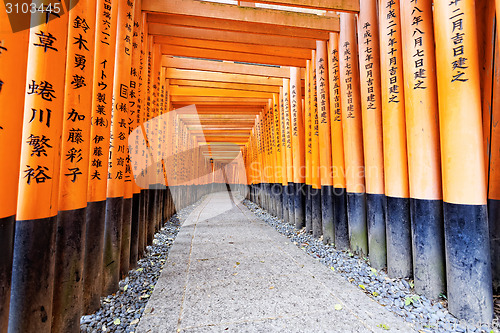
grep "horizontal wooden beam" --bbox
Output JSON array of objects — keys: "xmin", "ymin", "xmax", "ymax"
[
  {"xmin": 189, "ymin": 130, "xmax": 252, "ymax": 134},
  {"xmin": 162, "ymin": 57, "xmax": 290, "ymax": 78},
  {"xmin": 142, "ymin": 0, "xmax": 339, "ymax": 31},
  {"xmin": 198, "ymin": 133, "xmax": 251, "ymax": 137},
  {"xmin": 170, "ymin": 86, "xmax": 273, "ymax": 98},
  {"xmin": 166, "ymin": 68, "xmax": 284, "ymax": 86},
  {"xmin": 169, "ymin": 79, "xmax": 280, "ymax": 93},
  {"xmin": 246, "ymin": 0, "xmax": 358, "ymax": 12},
  {"xmin": 155, "ymin": 36, "xmax": 311, "ymax": 59},
  {"xmin": 200, "ymin": 137, "xmax": 249, "ymax": 142},
  {"xmin": 149, "ymin": 24, "xmax": 318, "ymax": 48},
  {"xmin": 179, "ymin": 113, "xmax": 257, "ymax": 119},
  {"xmin": 194, "ymin": 109, "xmax": 263, "ymax": 115},
  {"xmin": 160, "ymin": 44, "xmax": 306, "ymax": 67},
  {"xmin": 147, "ymin": 13, "xmax": 330, "ymax": 40}
]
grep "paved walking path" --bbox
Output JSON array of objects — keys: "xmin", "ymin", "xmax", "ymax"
[{"xmin": 137, "ymin": 192, "xmax": 415, "ymax": 332}]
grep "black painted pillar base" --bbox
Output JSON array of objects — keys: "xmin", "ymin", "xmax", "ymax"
[
  {"xmin": 282, "ymin": 184, "xmax": 289, "ymax": 223},
  {"xmin": 271, "ymin": 183, "xmax": 278, "ymax": 216},
  {"xmin": 444, "ymin": 202, "xmax": 493, "ymax": 323},
  {"xmin": 83, "ymin": 200, "xmax": 106, "ymax": 314},
  {"xmin": 333, "ymin": 188, "xmax": 349, "ymax": 251},
  {"xmin": 366, "ymin": 193, "xmax": 387, "ymax": 270},
  {"xmin": 386, "ymin": 196, "xmax": 412, "ymax": 278},
  {"xmin": 147, "ymin": 189, "xmax": 156, "ymax": 246},
  {"xmin": 130, "ymin": 193, "xmax": 140, "ymax": 269},
  {"xmin": 287, "ymin": 183, "xmax": 295, "ymax": 225},
  {"xmin": 9, "ymin": 216, "xmax": 57, "ymax": 332},
  {"xmin": 138, "ymin": 190, "xmax": 147, "ymax": 259},
  {"xmin": 311, "ymin": 187, "xmax": 322, "ymax": 239},
  {"xmin": 274, "ymin": 184, "xmax": 283, "ymax": 219},
  {"xmin": 347, "ymin": 192, "xmax": 367, "ymax": 256},
  {"xmin": 52, "ymin": 207, "xmax": 86, "ymax": 333},
  {"xmin": 305, "ymin": 185, "xmax": 312, "ymax": 233},
  {"xmin": 410, "ymin": 198, "xmax": 446, "ymax": 298},
  {"xmin": 153, "ymin": 188, "xmax": 160, "ymax": 233},
  {"xmin": 321, "ymin": 186, "xmax": 334, "ymax": 245},
  {"xmin": 102, "ymin": 196, "xmax": 124, "ymax": 296},
  {"xmin": 294, "ymin": 183, "xmax": 305, "ymax": 229},
  {"xmin": 0, "ymin": 215, "xmax": 14, "ymax": 332},
  {"xmin": 264, "ymin": 183, "xmax": 270, "ymax": 212},
  {"xmin": 489, "ymin": 198, "xmax": 500, "ymax": 293},
  {"xmin": 120, "ymin": 197, "xmax": 132, "ymax": 279}
]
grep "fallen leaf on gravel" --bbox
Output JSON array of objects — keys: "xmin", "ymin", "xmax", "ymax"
[
  {"xmin": 330, "ymin": 267, "xmax": 335, "ymax": 271},
  {"xmin": 334, "ymin": 304, "xmax": 342, "ymax": 310},
  {"xmin": 113, "ymin": 318, "xmax": 120, "ymax": 325}
]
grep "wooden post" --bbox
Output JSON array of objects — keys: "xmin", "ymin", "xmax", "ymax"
[
  {"xmin": 52, "ymin": 0, "xmax": 96, "ymax": 330},
  {"xmin": 305, "ymin": 60, "xmax": 313, "ymax": 233},
  {"xmin": 311, "ymin": 50, "xmax": 322, "ymax": 239},
  {"xmin": 489, "ymin": 26, "xmax": 500, "ymax": 294},
  {"xmin": 279, "ymin": 87, "xmax": 289, "ymax": 222},
  {"xmin": 0, "ymin": 5, "xmax": 29, "ymax": 331},
  {"xmin": 316, "ymin": 41, "xmax": 334, "ymax": 244},
  {"xmin": 290, "ymin": 67, "xmax": 305, "ymax": 229},
  {"xmin": 9, "ymin": 6, "xmax": 69, "ymax": 332},
  {"xmin": 400, "ymin": 0, "xmax": 446, "ymax": 299},
  {"xmin": 434, "ymin": 0, "xmax": 493, "ymax": 322},
  {"xmin": 339, "ymin": 13, "xmax": 368, "ymax": 256},
  {"xmin": 379, "ymin": 0, "xmax": 412, "ymax": 278},
  {"xmin": 102, "ymin": 0, "xmax": 134, "ymax": 296},
  {"xmin": 328, "ymin": 32, "xmax": 349, "ymax": 251},
  {"xmin": 84, "ymin": 0, "xmax": 118, "ymax": 313},
  {"xmin": 128, "ymin": 0, "xmax": 143, "ymax": 270},
  {"xmin": 283, "ymin": 79, "xmax": 295, "ymax": 225},
  {"xmin": 356, "ymin": 0, "xmax": 386, "ymax": 267},
  {"xmin": 273, "ymin": 93, "xmax": 283, "ymax": 219}
]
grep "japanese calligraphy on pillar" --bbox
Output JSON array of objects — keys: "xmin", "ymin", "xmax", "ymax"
[
  {"xmin": 313, "ymin": 63, "xmax": 319, "ymax": 138},
  {"xmin": 109, "ymin": 0, "xmax": 134, "ymax": 189},
  {"xmin": 360, "ymin": 22, "xmax": 378, "ymax": 107},
  {"xmin": 318, "ymin": 57, "xmax": 328, "ymax": 123},
  {"xmin": 59, "ymin": 0, "xmax": 97, "ymax": 211},
  {"xmin": 274, "ymin": 100, "xmax": 280, "ymax": 154},
  {"xmin": 284, "ymin": 85, "xmax": 291, "ymax": 150},
  {"xmin": 291, "ymin": 84, "xmax": 298, "ymax": 136},
  {"xmin": 17, "ymin": 8, "xmax": 69, "ymax": 220},
  {"xmin": 280, "ymin": 92, "xmax": 285, "ymax": 149},
  {"xmin": 342, "ymin": 41, "xmax": 355, "ymax": 118},
  {"xmin": 384, "ymin": 0, "xmax": 402, "ymax": 103},
  {"xmin": 87, "ymin": 0, "xmax": 117, "ymax": 202},
  {"xmin": 129, "ymin": 0, "xmax": 142, "ymax": 186},
  {"xmin": 330, "ymin": 44, "xmax": 341, "ymax": 122},
  {"xmin": 448, "ymin": 0, "xmax": 468, "ymax": 83},
  {"xmin": 307, "ymin": 62, "xmax": 313, "ymax": 156}
]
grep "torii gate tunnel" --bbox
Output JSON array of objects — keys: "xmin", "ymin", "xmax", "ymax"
[{"xmin": 1, "ymin": 0, "xmax": 500, "ymax": 331}]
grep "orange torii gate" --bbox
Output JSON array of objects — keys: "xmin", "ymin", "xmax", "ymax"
[{"xmin": 2, "ymin": 0, "xmax": 500, "ymax": 331}]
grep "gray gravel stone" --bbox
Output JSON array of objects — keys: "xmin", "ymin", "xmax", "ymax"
[
  {"xmin": 241, "ymin": 198, "xmax": 500, "ymax": 333},
  {"xmin": 80, "ymin": 196, "xmax": 205, "ymax": 333}
]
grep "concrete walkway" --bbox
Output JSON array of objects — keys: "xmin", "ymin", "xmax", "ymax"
[{"xmin": 137, "ymin": 192, "xmax": 416, "ymax": 332}]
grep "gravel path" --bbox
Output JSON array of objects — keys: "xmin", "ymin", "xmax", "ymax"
[
  {"xmin": 80, "ymin": 197, "xmax": 204, "ymax": 333},
  {"xmin": 241, "ymin": 198, "xmax": 500, "ymax": 333}
]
